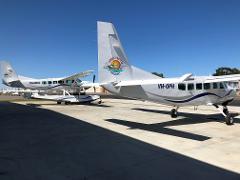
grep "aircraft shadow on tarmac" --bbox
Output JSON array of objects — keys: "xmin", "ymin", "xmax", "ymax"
[
  {"xmin": 105, "ymin": 108, "xmax": 240, "ymax": 142},
  {"xmin": 132, "ymin": 108, "xmax": 240, "ymax": 124},
  {"xmin": 105, "ymin": 118, "xmax": 210, "ymax": 141},
  {"xmin": 0, "ymin": 102, "xmax": 239, "ymax": 180}
]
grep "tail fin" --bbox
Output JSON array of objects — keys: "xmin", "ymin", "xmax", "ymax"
[
  {"xmin": 98, "ymin": 21, "xmax": 133, "ymax": 83},
  {"xmin": 97, "ymin": 21, "xmax": 159, "ymax": 84},
  {"xmin": 0, "ymin": 61, "xmax": 19, "ymax": 86}
]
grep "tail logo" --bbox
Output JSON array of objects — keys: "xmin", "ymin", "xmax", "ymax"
[{"xmin": 105, "ymin": 57, "xmax": 125, "ymax": 75}]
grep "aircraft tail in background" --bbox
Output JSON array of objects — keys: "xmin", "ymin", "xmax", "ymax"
[{"xmin": 0, "ymin": 61, "xmax": 22, "ymax": 87}]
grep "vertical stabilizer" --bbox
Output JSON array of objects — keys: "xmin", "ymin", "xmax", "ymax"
[
  {"xmin": 98, "ymin": 21, "xmax": 133, "ymax": 83},
  {"xmin": 0, "ymin": 61, "xmax": 19, "ymax": 86},
  {"xmin": 97, "ymin": 21, "xmax": 160, "ymax": 85}
]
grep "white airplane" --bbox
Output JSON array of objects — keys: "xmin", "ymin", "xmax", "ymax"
[
  {"xmin": 31, "ymin": 90, "xmax": 101, "ymax": 104},
  {"xmin": 97, "ymin": 21, "xmax": 240, "ymax": 125},
  {"xmin": 0, "ymin": 61, "xmax": 101, "ymax": 104},
  {"xmin": 0, "ymin": 61, "xmax": 93, "ymax": 91}
]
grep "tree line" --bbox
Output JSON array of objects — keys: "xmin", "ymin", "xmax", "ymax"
[{"xmin": 152, "ymin": 67, "xmax": 240, "ymax": 77}]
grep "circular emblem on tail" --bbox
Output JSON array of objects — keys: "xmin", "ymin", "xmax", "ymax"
[{"xmin": 105, "ymin": 57, "xmax": 125, "ymax": 75}]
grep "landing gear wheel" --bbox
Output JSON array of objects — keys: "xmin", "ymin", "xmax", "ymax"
[
  {"xmin": 225, "ymin": 115, "xmax": 234, "ymax": 125},
  {"xmin": 98, "ymin": 100, "xmax": 102, "ymax": 104},
  {"xmin": 171, "ymin": 109, "xmax": 178, "ymax": 118},
  {"xmin": 57, "ymin": 101, "xmax": 61, "ymax": 104},
  {"xmin": 223, "ymin": 108, "xmax": 229, "ymax": 115},
  {"xmin": 214, "ymin": 104, "xmax": 234, "ymax": 126}
]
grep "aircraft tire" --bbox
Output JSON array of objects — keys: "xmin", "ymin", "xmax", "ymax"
[
  {"xmin": 57, "ymin": 101, "xmax": 61, "ymax": 104},
  {"xmin": 225, "ymin": 116, "xmax": 234, "ymax": 125},
  {"xmin": 171, "ymin": 109, "xmax": 178, "ymax": 118},
  {"xmin": 223, "ymin": 108, "xmax": 229, "ymax": 115}
]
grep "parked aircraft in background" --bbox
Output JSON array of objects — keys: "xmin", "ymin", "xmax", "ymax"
[
  {"xmin": 31, "ymin": 90, "xmax": 101, "ymax": 104},
  {"xmin": 0, "ymin": 61, "xmax": 94, "ymax": 91},
  {"xmin": 0, "ymin": 61, "xmax": 101, "ymax": 104},
  {"xmin": 97, "ymin": 21, "xmax": 240, "ymax": 125}
]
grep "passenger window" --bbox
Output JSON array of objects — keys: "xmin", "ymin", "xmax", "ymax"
[
  {"xmin": 42, "ymin": 81, "xmax": 46, "ymax": 85},
  {"xmin": 53, "ymin": 81, "xmax": 57, "ymax": 84},
  {"xmin": 204, "ymin": 83, "xmax": 210, "ymax": 90},
  {"xmin": 178, "ymin": 83, "xmax": 186, "ymax": 91},
  {"xmin": 188, "ymin": 83, "xmax": 194, "ymax": 90},
  {"xmin": 213, "ymin": 83, "xmax": 218, "ymax": 89},
  {"xmin": 48, "ymin": 81, "xmax": 52, "ymax": 84},
  {"xmin": 220, "ymin": 82, "xmax": 224, "ymax": 89},
  {"xmin": 72, "ymin": 80, "xmax": 75, "ymax": 83},
  {"xmin": 196, "ymin": 83, "xmax": 202, "ymax": 90},
  {"xmin": 58, "ymin": 80, "xmax": 63, "ymax": 84}
]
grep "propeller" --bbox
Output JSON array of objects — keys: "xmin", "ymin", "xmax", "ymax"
[{"xmin": 93, "ymin": 74, "xmax": 96, "ymax": 93}]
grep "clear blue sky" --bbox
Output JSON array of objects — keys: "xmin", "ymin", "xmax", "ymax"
[{"xmin": 0, "ymin": 0, "xmax": 240, "ymax": 87}]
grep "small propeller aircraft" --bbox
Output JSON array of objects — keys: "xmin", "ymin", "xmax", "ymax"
[
  {"xmin": 31, "ymin": 90, "xmax": 101, "ymax": 105},
  {"xmin": 0, "ymin": 61, "xmax": 94, "ymax": 90},
  {"xmin": 97, "ymin": 21, "xmax": 240, "ymax": 125},
  {"xmin": 0, "ymin": 61, "xmax": 101, "ymax": 104}
]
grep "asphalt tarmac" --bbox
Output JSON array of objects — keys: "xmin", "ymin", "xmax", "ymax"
[{"xmin": 0, "ymin": 100, "xmax": 240, "ymax": 180}]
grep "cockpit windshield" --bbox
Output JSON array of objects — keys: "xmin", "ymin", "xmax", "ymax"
[{"xmin": 76, "ymin": 79, "xmax": 82, "ymax": 84}]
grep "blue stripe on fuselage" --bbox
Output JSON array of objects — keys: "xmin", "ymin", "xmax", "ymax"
[{"xmin": 164, "ymin": 90, "xmax": 233, "ymax": 103}]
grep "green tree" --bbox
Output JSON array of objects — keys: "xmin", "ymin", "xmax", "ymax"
[
  {"xmin": 152, "ymin": 72, "xmax": 164, "ymax": 78},
  {"xmin": 213, "ymin": 67, "xmax": 240, "ymax": 76}
]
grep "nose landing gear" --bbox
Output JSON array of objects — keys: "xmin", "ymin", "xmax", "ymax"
[
  {"xmin": 214, "ymin": 105, "xmax": 234, "ymax": 125},
  {"xmin": 170, "ymin": 107, "xmax": 179, "ymax": 118}
]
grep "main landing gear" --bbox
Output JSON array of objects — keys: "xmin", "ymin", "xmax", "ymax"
[
  {"xmin": 171, "ymin": 107, "xmax": 179, "ymax": 118},
  {"xmin": 214, "ymin": 104, "xmax": 234, "ymax": 125}
]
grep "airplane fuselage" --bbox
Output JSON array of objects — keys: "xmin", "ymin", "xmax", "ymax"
[
  {"xmin": 4, "ymin": 76, "xmax": 88, "ymax": 91},
  {"xmin": 103, "ymin": 77, "xmax": 236, "ymax": 107}
]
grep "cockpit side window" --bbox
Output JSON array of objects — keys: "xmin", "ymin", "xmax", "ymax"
[
  {"xmin": 76, "ymin": 79, "xmax": 82, "ymax": 83},
  {"xmin": 220, "ymin": 82, "xmax": 224, "ymax": 89}
]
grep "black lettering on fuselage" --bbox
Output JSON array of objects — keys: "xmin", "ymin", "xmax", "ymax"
[{"xmin": 158, "ymin": 83, "xmax": 175, "ymax": 89}]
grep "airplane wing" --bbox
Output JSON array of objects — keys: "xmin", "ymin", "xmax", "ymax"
[
  {"xmin": 102, "ymin": 74, "xmax": 240, "ymax": 87},
  {"xmin": 204, "ymin": 74, "xmax": 240, "ymax": 83},
  {"xmin": 114, "ymin": 74, "xmax": 192, "ymax": 87},
  {"xmin": 60, "ymin": 70, "xmax": 94, "ymax": 82},
  {"xmin": 114, "ymin": 79, "xmax": 179, "ymax": 87},
  {"xmin": 31, "ymin": 93, "xmax": 65, "ymax": 101}
]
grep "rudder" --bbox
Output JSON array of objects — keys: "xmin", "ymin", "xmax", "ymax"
[{"xmin": 0, "ymin": 61, "xmax": 19, "ymax": 85}]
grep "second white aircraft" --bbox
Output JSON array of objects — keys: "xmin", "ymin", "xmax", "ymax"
[{"xmin": 0, "ymin": 61, "xmax": 101, "ymax": 104}]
